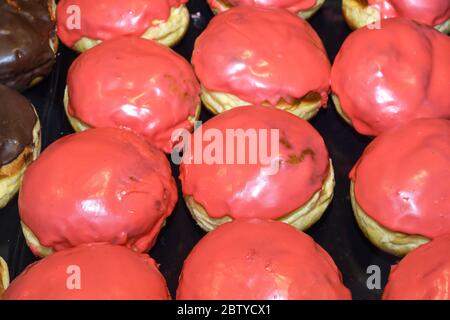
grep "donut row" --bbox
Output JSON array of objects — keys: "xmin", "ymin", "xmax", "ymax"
[
  {"xmin": 3, "ymin": 219, "xmax": 450, "ymax": 300},
  {"xmin": 1, "ymin": 1, "xmax": 449, "ymax": 91}
]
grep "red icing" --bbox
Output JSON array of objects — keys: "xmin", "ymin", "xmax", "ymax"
[
  {"xmin": 56, "ymin": 0, "xmax": 188, "ymax": 47},
  {"xmin": 67, "ymin": 37, "xmax": 200, "ymax": 153},
  {"xmin": 177, "ymin": 219, "xmax": 351, "ymax": 300},
  {"xmin": 192, "ymin": 6, "xmax": 331, "ymax": 107},
  {"xmin": 19, "ymin": 128, "xmax": 177, "ymax": 254},
  {"xmin": 368, "ymin": 0, "xmax": 450, "ymax": 27},
  {"xmin": 3, "ymin": 243, "xmax": 169, "ymax": 300},
  {"xmin": 179, "ymin": 106, "xmax": 330, "ymax": 220},
  {"xmin": 350, "ymin": 119, "xmax": 450, "ymax": 238},
  {"xmin": 383, "ymin": 234, "xmax": 450, "ymax": 300},
  {"xmin": 208, "ymin": 0, "xmax": 317, "ymax": 13},
  {"xmin": 331, "ymin": 18, "xmax": 450, "ymax": 136}
]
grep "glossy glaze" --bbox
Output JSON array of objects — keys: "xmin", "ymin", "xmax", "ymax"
[
  {"xmin": 0, "ymin": 0, "xmax": 55, "ymax": 90},
  {"xmin": 368, "ymin": 0, "xmax": 450, "ymax": 27},
  {"xmin": 19, "ymin": 128, "xmax": 178, "ymax": 254},
  {"xmin": 0, "ymin": 85, "xmax": 37, "ymax": 165},
  {"xmin": 350, "ymin": 119, "xmax": 450, "ymax": 238},
  {"xmin": 331, "ymin": 18, "xmax": 450, "ymax": 136},
  {"xmin": 180, "ymin": 106, "xmax": 330, "ymax": 219},
  {"xmin": 3, "ymin": 243, "xmax": 170, "ymax": 300},
  {"xmin": 177, "ymin": 219, "xmax": 351, "ymax": 300},
  {"xmin": 56, "ymin": 0, "xmax": 187, "ymax": 47},
  {"xmin": 67, "ymin": 37, "xmax": 200, "ymax": 153},
  {"xmin": 208, "ymin": 0, "xmax": 317, "ymax": 13},
  {"xmin": 192, "ymin": 6, "xmax": 331, "ymax": 106},
  {"xmin": 383, "ymin": 234, "xmax": 450, "ymax": 300}
]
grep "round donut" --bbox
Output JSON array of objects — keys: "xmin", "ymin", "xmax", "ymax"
[
  {"xmin": 342, "ymin": 0, "xmax": 450, "ymax": 33},
  {"xmin": 350, "ymin": 119, "xmax": 450, "ymax": 256},
  {"xmin": 191, "ymin": 6, "xmax": 331, "ymax": 119},
  {"xmin": 0, "ymin": 85, "xmax": 41, "ymax": 209},
  {"xmin": 64, "ymin": 36, "xmax": 201, "ymax": 154},
  {"xmin": 383, "ymin": 235, "xmax": 450, "ymax": 300},
  {"xmin": 3, "ymin": 243, "xmax": 169, "ymax": 300},
  {"xmin": 179, "ymin": 105, "xmax": 334, "ymax": 232},
  {"xmin": 331, "ymin": 18, "xmax": 450, "ymax": 136},
  {"xmin": 0, "ymin": 0, "xmax": 58, "ymax": 91},
  {"xmin": 0, "ymin": 256, "xmax": 9, "ymax": 298},
  {"xmin": 207, "ymin": 0, "xmax": 326, "ymax": 19},
  {"xmin": 177, "ymin": 219, "xmax": 351, "ymax": 300},
  {"xmin": 56, "ymin": 0, "xmax": 190, "ymax": 52},
  {"xmin": 19, "ymin": 127, "xmax": 177, "ymax": 257}
]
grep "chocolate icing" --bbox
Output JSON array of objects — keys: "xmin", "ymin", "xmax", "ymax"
[
  {"xmin": 0, "ymin": 0, "xmax": 56, "ymax": 91},
  {"xmin": 0, "ymin": 85, "xmax": 37, "ymax": 165}
]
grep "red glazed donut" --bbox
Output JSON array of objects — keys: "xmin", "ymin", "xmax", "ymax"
[
  {"xmin": 65, "ymin": 36, "xmax": 201, "ymax": 153},
  {"xmin": 342, "ymin": 0, "xmax": 450, "ymax": 33},
  {"xmin": 331, "ymin": 18, "xmax": 450, "ymax": 136},
  {"xmin": 192, "ymin": 6, "xmax": 331, "ymax": 119},
  {"xmin": 350, "ymin": 119, "xmax": 450, "ymax": 256},
  {"xmin": 383, "ymin": 234, "xmax": 450, "ymax": 300},
  {"xmin": 56, "ymin": 0, "xmax": 190, "ymax": 51},
  {"xmin": 177, "ymin": 219, "xmax": 351, "ymax": 300},
  {"xmin": 19, "ymin": 127, "xmax": 177, "ymax": 257},
  {"xmin": 179, "ymin": 105, "xmax": 334, "ymax": 232},
  {"xmin": 3, "ymin": 243, "xmax": 170, "ymax": 300},
  {"xmin": 207, "ymin": 0, "xmax": 326, "ymax": 19}
]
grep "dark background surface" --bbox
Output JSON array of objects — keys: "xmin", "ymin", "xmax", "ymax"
[{"xmin": 0, "ymin": 0, "xmax": 399, "ymax": 300}]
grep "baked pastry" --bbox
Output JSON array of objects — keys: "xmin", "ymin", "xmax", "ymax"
[
  {"xmin": 64, "ymin": 37, "xmax": 201, "ymax": 153},
  {"xmin": 191, "ymin": 6, "xmax": 331, "ymax": 119},
  {"xmin": 56, "ymin": 0, "xmax": 190, "ymax": 52},
  {"xmin": 350, "ymin": 119, "xmax": 450, "ymax": 256},
  {"xmin": 0, "ymin": 0, "xmax": 57, "ymax": 90},
  {"xmin": 383, "ymin": 234, "xmax": 450, "ymax": 300},
  {"xmin": 19, "ymin": 127, "xmax": 177, "ymax": 257},
  {"xmin": 3, "ymin": 243, "xmax": 170, "ymax": 300},
  {"xmin": 177, "ymin": 219, "xmax": 351, "ymax": 300},
  {"xmin": 0, "ymin": 85, "xmax": 41, "ymax": 209},
  {"xmin": 180, "ymin": 105, "xmax": 334, "ymax": 232},
  {"xmin": 0, "ymin": 256, "xmax": 9, "ymax": 298},
  {"xmin": 331, "ymin": 18, "xmax": 450, "ymax": 136},
  {"xmin": 207, "ymin": 0, "xmax": 326, "ymax": 19},
  {"xmin": 342, "ymin": 0, "xmax": 450, "ymax": 33}
]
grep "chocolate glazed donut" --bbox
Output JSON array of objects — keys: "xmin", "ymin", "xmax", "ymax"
[
  {"xmin": 0, "ymin": 84, "xmax": 41, "ymax": 209},
  {"xmin": 0, "ymin": 85, "xmax": 37, "ymax": 166},
  {"xmin": 0, "ymin": 0, "xmax": 57, "ymax": 91}
]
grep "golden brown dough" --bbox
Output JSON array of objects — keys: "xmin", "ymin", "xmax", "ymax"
[
  {"xmin": 186, "ymin": 161, "xmax": 335, "ymax": 232},
  {"xmin": 350, "ymin": 182, "xmax": 430, "ymax": 256},
  {"xmin": 0, "ymin": 256, "xmax": 9, "ymax": 297}
]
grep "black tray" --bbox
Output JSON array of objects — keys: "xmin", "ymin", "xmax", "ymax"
[{"xmin": 0, "ymin": 0, "xmax": 399, "ymax": 300}]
